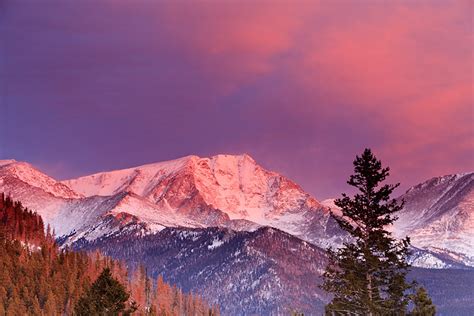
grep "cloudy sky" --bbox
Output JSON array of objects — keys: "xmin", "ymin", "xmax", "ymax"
[{"xmin": 1, "ymin": 0, "xmax": 472, "ymax": 199}]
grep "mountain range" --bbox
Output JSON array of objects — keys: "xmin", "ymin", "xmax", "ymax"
[{"xmin": 0, "ymin": 155, "xmax": 472, "ymax": 315}]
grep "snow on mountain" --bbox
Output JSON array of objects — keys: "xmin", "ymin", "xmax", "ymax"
[
  {"xmin": 58, "ymin": 191, "xmax": 211, "ymax": 246},
  {"xmin": 62, "ymin": 156, "xmax": 193, "ymax": 198},
  {"xmin": 2, "ymin": 155, "xmax": 472, "ymax": 268},
  {"xmin": 0, "ymin": 160, "xmax": 206, "ymax": 242},
  {"xmin": 0, "ymin": 160, "xmax": 81, "ymax": 199},
  {"xmin": 62, "ymin": 154, "xmax": 344, "ymax": 248},
  {"xmin": 320, "ymin": 198, "xmax": 336, "ymax": 209},
  {"xmin": 0, "ymin": 159, "xmax": 17, "ymax": 166},
  {"xmin": 63, "ymin": 154, "xmax": 320, "ymax": 219},
  {"xmin": 408, "ymin": 247, "xmax": 471, "ymax": 269},
  {"xmin": 321, "ymin": 173, "xmax": 474, "ymax": 268},
  {"xmin": 0, "ymin": 161, "xmax": 73, "ymax": 222},
  {"xmin": 74, "ymin": 226, "xmax": 330, "ymax": 315},
  {"xmin": 0, "ymin": 155, "xmax": 342, "ymax": 250},
  {"xmin": 395, "ymin": 173, "xmax": 474, "ymax": 266}
]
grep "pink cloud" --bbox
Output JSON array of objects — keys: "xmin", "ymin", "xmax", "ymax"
[
  {"xmin": 151, "ymin": 1, "xmax": 317, "ymax": 93},
  {"xmin": 292, "ymin": 1, "xmax": 472, "ymax": 176}
]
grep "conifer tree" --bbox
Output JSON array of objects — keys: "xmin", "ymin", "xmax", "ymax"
[
  {"xmin": 44, "ymin": 292, "xmax": 58, "ymax": 316},
  {"xmin": 409, "ymin": 287, "xmax": 435, "ymax": 316},
  {"xmin": 74, "ymin": 267, "xmax": 137, "ymax": 316},
  {"xmin": 321, "ymin": 149, "xmax": 428, "ymax": 315}
]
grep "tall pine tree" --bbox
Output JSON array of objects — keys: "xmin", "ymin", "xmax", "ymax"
[
  {"xmin": 74, "ymin": 267, "xmax": 137, "ymax": 316},
  {"xmin": 409, "ymin": 287, "xmax": 436, "ymax": 316},
  {"xmin": 321, "ymin": 149, "xmax": 429, "ymax": 315}
]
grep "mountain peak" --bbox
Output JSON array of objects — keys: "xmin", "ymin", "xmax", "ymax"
[
  {"xmin": 0, "ymin": 159, "xmax": 17, "ymax": 166},
  {"xmin": 1, "ymin": 155, "xmax": 335, "ymax": 250},
  {"xmin": 61, "ymin": 153, "xmax": 265, "ymax": 198},
  {"xmin": 0, "ymin": 160, "xmax": 82, "ymax": 199},
  {"xmin": 61, "ymin": 153, "xmax": 324, "ymax": 233},
  {"xmin": 405, "ymin": 172, "xmax": 473, "ymax": 195},
  {"xmin": 212, "ymin": 153, "xmax": 256, "ymax": 162},
  {"xmin": 395, "ymin": 171, "xmax": 474, "ymax": 263}
]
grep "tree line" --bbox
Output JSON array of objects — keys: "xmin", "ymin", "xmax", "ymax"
[{"xmin": 0, "ymin": 194, "xmax": 219, "ymax": 315}]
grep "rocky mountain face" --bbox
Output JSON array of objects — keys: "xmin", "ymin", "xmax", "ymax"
[
  {"xmin": 321, "ymin": 174, "xmax": 474, "ymax": 268},
  {"xmin": 0, "ymin": 159, "xmax": 208, "ymax": 241},
  {"xmin": 73, "ymin": 226, "xmax": 329, "ymax": 315},
  {"xmin": 71, "ymin": 226, "xmax": 473, "ymax": 316},
  {"xmin": 0, "ymin": 155, "xmax": 346, "ymax": 249},
  {"xmin": 62, "ymin": 154, "xmax": 346, "ymax": 248},
  {"xmin": 0, "ymin": 156, "xmax": 472, "ymax": 314},
  {"xmin": 1, "ymin": 157, "xmax": 472, "ymax": 267},
  {"xmin": 394, "ymin": 173, "xmax": 474, "ymax": 266}
]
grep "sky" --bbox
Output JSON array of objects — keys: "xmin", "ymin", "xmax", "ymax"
[{"xmin": 0, "ymin": 0, "xmax": 472, "ymax": 199}]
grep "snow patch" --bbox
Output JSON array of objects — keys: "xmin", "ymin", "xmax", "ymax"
[{"xmin": 208, "ymin": 237, "xmax": 224, "ymax": 250}]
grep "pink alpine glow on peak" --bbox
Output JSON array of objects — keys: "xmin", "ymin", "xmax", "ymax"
[
  {"xmin": 62, "ymin": 153, "xmax": 322, "ymax": 222},
  {"xmin": 0, "ymin": 160, "xmax": 82, "ymax": 200},
  {"xmin": 0, "ymin": 159, "xmax": 17, "ymax": 167},
  {"xmin": 0, "ymin": 154, "xmax": 333, "ymax": 248}
]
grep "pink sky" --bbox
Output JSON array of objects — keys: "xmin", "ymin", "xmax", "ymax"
[{"xmin": 1, "ymin": 0, "xmax": 473, "ymax": 198}]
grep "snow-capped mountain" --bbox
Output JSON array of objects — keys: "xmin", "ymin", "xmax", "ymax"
[
  {"xmin": 0, "ymin": 160, "xmax": 205, "ymax": 241},
  {"xmin": 1, "ymin": 156, "xmax": 473, "ymax": 314},
  {"xmin": 0, "ymin": 160, "xmax": 81, "ymax": 200},
  {"xmin": 0, "ymin": 156, "xmax": 472, "ymax": 268},
  {"xmin": 321, "ymin": 173, "xmax": 474, "ymax": 268},
  {"xmin": 395, "ymin": 173, "xmax": 474, "ymax": 266},
  {"xmin": 0, "ymin": 160, "xmax": 74, "ymax": 223},
  {"xmin": 62, "ymin": 154, "xmax": 345, "ymax": 248},
  {"xmin": 0, "ymin": 155, "xmax": 344, "ymax": 249},
  {"xmin": 63, "ymin": 154, "xmax": 318, "ymax": 222}
]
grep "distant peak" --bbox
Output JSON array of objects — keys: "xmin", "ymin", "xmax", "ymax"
[
  {"xmin": 321, "ymin": 198, "xmax": 337, "ymax": 207},
  {"xmin": 0, "ymin": 159, "xmax": 17, "ymax": 167},
  {"xmin": 1, "ymin": 160, "xmax": 37, "ymax": 171},
  {"xmin": 240, "ymin": 153, "xmax": 256, "ymax": 162},
  {"xmin": 210, "ymin": 153, "xmax": 257, "ymax": 163},
  {"xmin": 405, "ymin": 172, "xmax": 473, "ymax": 194},
  {"xmin": 181, "ymin": 154, "xmax": 201, "ymax": 161}
]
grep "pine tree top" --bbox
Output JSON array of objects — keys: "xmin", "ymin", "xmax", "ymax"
[
  {"xmin": 322, "ymin": 148, "xmax": 421, "ymax": 315},
  {"xmin": 334, "ymin": 148, "xmax": 404, "ymax": 240}
]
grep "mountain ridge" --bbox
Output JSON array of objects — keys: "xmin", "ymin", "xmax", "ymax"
[
  {"xmin": 0, "ymin": 155, "xmax": 472, "ymax": 267},
  {"xmin": 59, "ymin": 154, "xmax": 341, "ymax": 249},
  {"xmin": 1, "ymin": 154, "xmax": 472, "ymax": 314}
]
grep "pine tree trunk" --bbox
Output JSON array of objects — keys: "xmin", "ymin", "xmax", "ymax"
[{"xmin": 367, "ymin": 272, "xmax": 373, "ymax": 316}]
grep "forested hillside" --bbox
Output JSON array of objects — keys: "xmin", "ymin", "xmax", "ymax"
[
  {"xmin": 0, "ymin": 194, "xmax": 219, "ymax": 315},
  {"xmin": 0, "ymin": 193, "xmax": 46, "ymax": 244}
]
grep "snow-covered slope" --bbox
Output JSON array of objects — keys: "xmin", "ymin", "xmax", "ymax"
[
  {"xmin": 2, "ymin": 156, "xmax": 472, "ymax": 268},
  {"xmin": 63, "ymin": 154, "xmax": 319, "ymax": 220},
  {"xmin": 321, "ymin": 173, "xmax": 474, "ymax": 268},
  {"xmin": 0, "ymin": 160, "xmax": 206, "ymax": 242},
  {"xmin": 62, "ymin": 154, "xmax": 344, "ymax": 248},
  {"xmin": 0, "ymin": 155, "xmax": 342, "ymax": 248},
  {"xmin": 395, "ymin": 173, "xmax": 474, "ymax": 266},
  {"xmin": 73, "ymin": 226, "xmax": 330, "ymax": 315},
  {"xmin": 0, "ymin": 160, "xmax": 81, "ymax": 199},
  {"xmin": 0, "ymin": 161, "xmax": 75, "ymax": 222},
  {"xmin": 63, "ymin": 156, "xmax": 192, "ymax": 198},
  {"xmin": 57, "ymin": 191, "xmax": 210, "ymax": 247}
]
